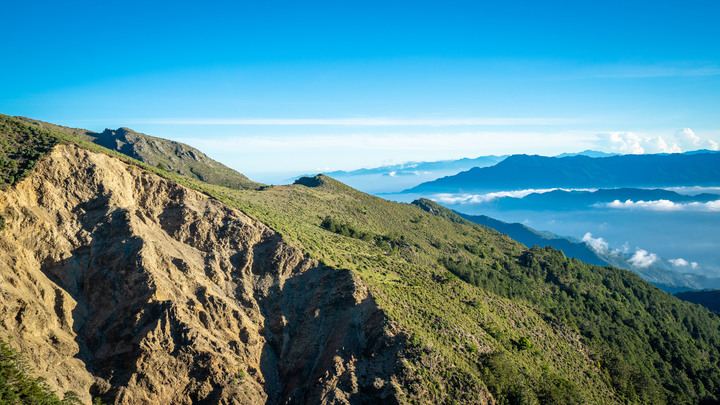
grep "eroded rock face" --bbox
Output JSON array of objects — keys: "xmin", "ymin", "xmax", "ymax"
[{"xmin": 0, "ymin": 144, "xmax": 406, "ymax": 404}]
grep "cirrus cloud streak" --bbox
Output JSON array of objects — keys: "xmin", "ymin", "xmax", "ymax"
[{"xmin": 120, "ymin": 117, "xmax": 578, "ymax": 126}]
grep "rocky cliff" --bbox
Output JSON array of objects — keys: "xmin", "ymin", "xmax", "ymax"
[{"xmin": 0, "ymin": 144, "xmax": 408, "ymax": 404}]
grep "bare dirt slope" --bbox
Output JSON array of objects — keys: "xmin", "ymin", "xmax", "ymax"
[{"xmin": 0, "ymin": 144, "xmax": 408, "ymax": 404}]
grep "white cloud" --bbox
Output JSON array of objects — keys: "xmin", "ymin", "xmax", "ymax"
[
  {"xmin": 675, "ymin": 128, "xmax": 701, "ymax": 149},
  {"xmin": 674, "ymin": 128, "xmax": 720, "ymax": 151},
  {"xmin": 707, "ymin": 200, "xmax": 720, "ymax": 210},
  {"xmin": 595, "ymin": 129, "xmax": 720, "ymax": 154},
  {"xmin": 600, "ymin": 199, "xmax": 720, "ymax": 212},
  {"xmin": 582, "ymin": 233, "xmax": 610, "ymax": 254},
  {"xmin": 669, "ymin": 258, "xmax": 701, "ymax": 272},
  {"xmin": 669, "ymin": 258, "xmax": 690, "ymax": 267},
  {"xmin": 597, "ymin": 132, "xmax": 645, "ymax": 154},
  {"xmin": 648, "ymin": 136, "xmax": 681, "ymax": 153},
  {"xmin": 605, "ymin": 199, "xmax": 682, "ymax": 211},
  {"xmin": 629, "ymin": 249, "xmax": 658, "ymax": 268}
]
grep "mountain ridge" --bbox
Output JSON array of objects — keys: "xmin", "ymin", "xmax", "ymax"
[
  {"xmin": 15, "ymin": 116, "xmax": 264, "ymax": 191},
  {"xmin": 407, "ymin": 151, "xmax": 720, "ymax": 193}
]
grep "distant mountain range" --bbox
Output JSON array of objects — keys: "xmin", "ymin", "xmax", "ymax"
[
  {"xmin": 675, "ymin": 290, "xmax": 720, "ymax": 313},
  {"xmin": 406, "ymin": 151, "xmax": 720, "ymax": 193},
  {"xmin": 554, "ymin": 150, "xmax": 619, "ymax": 158},
  {"xmin": 325, "ymin": 155, "xmax": 508, "ymax": 177},
  {"xmin": 484, "ymin": 188, "xmax": 720, "ymax": 211},
  {"xmin": 300, "ymin": 155, "xmax": 507, "ymax": 193},
  {"xmin": 17, "ymin": 117, "xmax": 264, "ymax": 190},
  {"xmin": 309, "ymin": 150, "xmax": 624, "ymax": 194}
]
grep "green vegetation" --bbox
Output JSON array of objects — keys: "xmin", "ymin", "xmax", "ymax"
[
  {"xmin": 0, "ymin": 115, "xmax": 59, "ymax": 188},
  {"xmin": 321, "ymin": 215, "xmax": 407, "ymax": 251},
  {"xmin": 442, "ymin": 246, "xmax": 720, "ymax": 403},
  {"xmin": 3, "ymin": 114, "xmax": 720, "ymax": 404},
  {"xmin": 0, "ymin": 337, "xmax": 82, "ymax": 404}
]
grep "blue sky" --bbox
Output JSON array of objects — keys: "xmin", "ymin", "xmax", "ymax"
[{"xmin": 2, "ymin": 0, "xmax": 720, "ymax": 181}]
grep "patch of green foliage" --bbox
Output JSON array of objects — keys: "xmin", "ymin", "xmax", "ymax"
[
  {"xmin": 0, "ymin": 337, "xmax": 82, "ymax": 404},
  {"xmin": 321, "ymin": 215, "xmax": 374, "ymax": 241},
  {"xmin": 0, "ymin": 115, "xmax": 59, "ymax": 188},
  {"xmin": 320, "ymin": 215, "xmax": 407, "ymax": 251}
]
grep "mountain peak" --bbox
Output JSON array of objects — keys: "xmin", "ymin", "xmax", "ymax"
[{"xmin": 17, "ymin": 117, "xmax": 264, "ymax": 190}]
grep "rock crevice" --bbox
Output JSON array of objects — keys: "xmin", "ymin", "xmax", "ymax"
[{"xmin": 0, "ymin": 144, "xmax": 406, "ymax": 404}]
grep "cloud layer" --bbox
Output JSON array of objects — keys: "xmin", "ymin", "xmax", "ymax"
[
  {"xmin": 583, "ymin": 233, "xmax": 707, "ymax": 276},
  {"xmin": 432, "ymin": 188, "xmax": 598, "ymax": 204},
  {"xmin": 598, "ymin": 199, "xmax": 720, "ymax": 211},
  {"xmin": 596, "ymin": 128, "xmax": 719, "ymax": 154}
]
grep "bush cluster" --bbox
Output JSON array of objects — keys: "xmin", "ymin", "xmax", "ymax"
[
  {"xmin": 320, "ymin": 216, "xmax": 406, "ymax": 251},
  {"xmin": 0, "ymin": 338, "xmax": 82, "ymax": 404},
  {"xmin": 0, "ymin": 119, "xmax": 59, "ymax": 188}
]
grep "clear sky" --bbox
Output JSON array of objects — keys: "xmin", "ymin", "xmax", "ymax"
[{"xmin": 2, "ymin": 0, "xmax": 720, "ymax": 181}]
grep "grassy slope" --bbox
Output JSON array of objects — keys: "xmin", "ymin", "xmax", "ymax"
[
  {"xmin": 219, "ymin": 177, "xmax": 720, "ymax": 404},
  {"xmin": 3, "ymin": 114, "xmax": 720, "ymax": 404},
  {"xmin": 217, "ymin": 176, "xmax": 619, "ymax": 404}
]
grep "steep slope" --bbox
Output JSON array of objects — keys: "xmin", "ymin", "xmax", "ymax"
[
  {"xmin": 0, "ymin": 143, "xmax": 407, "ymax": 404},
  {"xmin": 439, "ymin": 204, "xmax": 720, "ymax": 292},
  {"xmin": 408, "ymin": 152, "xmax": 720, "ymax": 193},
  {"xmin": 454, "ymin": 211, "xmax": 608, "ymax": 267},
  {"xmin": 16, "ymin": 116, "xmax": 264, "ymax": 190}
]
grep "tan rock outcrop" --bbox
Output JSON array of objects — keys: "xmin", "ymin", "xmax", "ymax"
[{"xmin": 0, "ymin": 144, "xmax": 406, "ymax": 404}]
